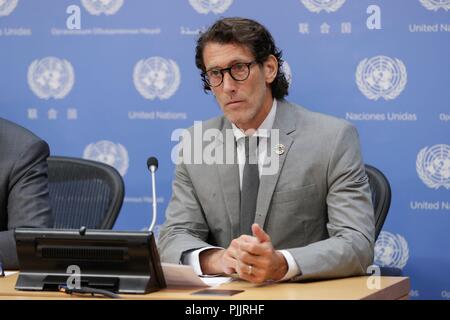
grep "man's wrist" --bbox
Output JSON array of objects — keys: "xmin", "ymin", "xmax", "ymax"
[
  {"xmin": 199, "ymin": 248, "xmax": 224, "ymax": 275},
  {"xmin": 273, "ymin": 251, "xmax": 288, "ymax": 281}
]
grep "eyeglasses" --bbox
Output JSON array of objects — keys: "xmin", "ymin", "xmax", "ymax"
[{"xmin": 203, "ymin": 61, "xmax": 257, "ymax": 87}]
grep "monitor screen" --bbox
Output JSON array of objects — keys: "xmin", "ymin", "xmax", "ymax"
[{"xmin": 14, "ymin": 228, "xmax": 166, "ymax": 294}]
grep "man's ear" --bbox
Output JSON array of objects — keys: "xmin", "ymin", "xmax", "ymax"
[{"xmin": 264, "ymin": 55, "xmax": 278, "ymax": 84}]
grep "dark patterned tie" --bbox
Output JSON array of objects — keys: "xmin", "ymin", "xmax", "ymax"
[{"xmin": 240, "ymin": 136, "xmax": 259, "ymax": 235}]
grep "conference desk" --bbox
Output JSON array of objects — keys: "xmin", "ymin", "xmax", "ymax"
[{"xmin": 0, "ymin": 273, "xmax": 410, "ymax": 300}]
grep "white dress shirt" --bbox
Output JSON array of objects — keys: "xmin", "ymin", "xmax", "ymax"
[{"xmin": 184, "ymin": 99, "xmax": 300, "ymax": 281}]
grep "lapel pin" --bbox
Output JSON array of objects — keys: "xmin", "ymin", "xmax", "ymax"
[{"xmin": 275, "ymin": 144, "xmax": 285, "ymax": 155}]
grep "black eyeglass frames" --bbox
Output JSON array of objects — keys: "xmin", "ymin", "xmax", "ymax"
[{"xmin": 203, "ymin": 61, "xmax": 257, "ymax": 87}]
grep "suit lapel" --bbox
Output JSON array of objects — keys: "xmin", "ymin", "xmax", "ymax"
[
  {"xmin": 216, "ymin": 120, "xmax": 241, "ymax": 239},
  {"xmin": 254, "ymin": 100, "xmax": 297, "ymax": 229}
]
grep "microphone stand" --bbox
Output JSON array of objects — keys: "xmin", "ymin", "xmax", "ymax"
[{"xmin": 148, "ymin": 165, "xmax": 157, "ymax": 232}]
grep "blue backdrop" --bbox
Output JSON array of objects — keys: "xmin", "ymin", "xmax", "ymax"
[{"xmin": 1, "ymin": 0, "xmax": 449, "ymax": 299}]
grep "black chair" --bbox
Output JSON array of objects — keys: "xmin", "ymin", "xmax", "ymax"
[
  {"xmin": 47, "ymin": 156, "xmax": 124, "ymax": 229},
  {"xmin": 365, "ymin": 164, "xmax": 391, "ymax": 241},
  {"xmin": 365, "ymin": 164, "xmax": 401, "ymax": 276}
]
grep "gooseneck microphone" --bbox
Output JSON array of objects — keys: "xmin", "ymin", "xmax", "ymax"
[{"xmin": 146, "ymin": 157, "xmax": 159, "ymax": 232}]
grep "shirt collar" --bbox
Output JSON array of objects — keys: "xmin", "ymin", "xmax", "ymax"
[{"xmin": 232, "ymin": 99, "xmax": 277, "ymax": 141}]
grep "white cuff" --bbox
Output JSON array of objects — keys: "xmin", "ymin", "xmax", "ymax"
[
  {"xmin": 278, "ymin": 250, "xmax": 300, "ymax": 281},
  {"xmin": 183, "ymin": 246, "xmax": 223, "ymax": 275}
]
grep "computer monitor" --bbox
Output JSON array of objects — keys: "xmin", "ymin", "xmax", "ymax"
[{"xmin": 14, "ymin": 228, "xmax": 166, "ymax": 294}]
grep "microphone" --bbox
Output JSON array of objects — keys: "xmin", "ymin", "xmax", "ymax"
[
  {"xmin": 146, "ymin": 157, "xmax": 159, "ymax": 232},
  {"xmin": 147, "ymin": 156, "xmax": 158, "ymax": 173}
]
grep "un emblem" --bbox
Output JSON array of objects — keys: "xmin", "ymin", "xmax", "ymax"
[
  {"xmin": 189, "ymin": 0, "xmax": 233, "ymax": 14},
  {"xmin": 374, "ymin": 231, "xmax": 409, "ymax": 269},
  {"xmin": 27, "ymin": 57, "xmax": 75, "ymax": 100},
  {"xmin": 81, "ymin": 0, "xmax": 123, "ymax": 15},
  {"xmin": 300, "ymin": 0, "xmax": 346, "ymax": 13},
  {"xmin": 419, "ymin": 0, "xmax": 450, "ymax": 11},
  {"xmin": 356, "ymin": 55, "xmax": 407, "ymax": 101},
  {"xmin": 133, "ymin": 57, "xmax": 180, "ymax": 100},
  {"xmin": 83, "ymin": 140, "xmax": 129, "ymax": 177},
  {"xmin": 416, "ymin": 144, "xmax": 450, "ymax": 189},
  {"xmin": 0, "ymin": 0, "xmax": 18, "ymax": 16}
]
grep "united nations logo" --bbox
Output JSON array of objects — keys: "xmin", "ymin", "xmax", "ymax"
[
  {"xmin": 133, "ymin": 57, "xmax": 181, "ymax": 100},
  {"xmin": 374, "ymin": 231, "xmax": 409, "ymax": 269},
  {"xmin": 83, "ymin": 140, "xmax": 129, "ymax": 177},
  {"xmin": 189, "ymin": 0, "xmax": 233, "ymax": 14},
  {"xmin": 356, "ymin": 55, "xmax": 407, "ymax": 101},
  {"xmin": 0, "ymin": 0, "xmax": 18, "ymax": 17},
  {"xmin": 300, "ymin": 0, "xmax": 346, "ymax": 13},
  {"xmin": 81, "ymin": 0, "xmax": 124, "ymax": 15},
  {"xmin": 28, "ymin": 57, "xmax": 75, "ymax": 100},
  {"xmin": 281, "ymin": 60, "xmax": 292, "ymax": 87},
  {"xmin": 419, "ymin": 0, "xmax": 450, "ymax": 11},
  {"xmin": 416, "ymin": 144, "xmax": 450, "ymax": 189}
]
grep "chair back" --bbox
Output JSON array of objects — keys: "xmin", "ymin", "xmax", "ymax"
[
  {"xmin": 47, "ymin": 156, "xmax": 124, "ymax": 229},
  {"xmin": 365, "ymin": 164, "xmax": 392, "ymax": 240}
]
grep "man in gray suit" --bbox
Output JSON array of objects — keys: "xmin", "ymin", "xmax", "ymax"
[
  {"xmin": 0, "ymin": 118, "xmax": 53, "ymax": 269},
  {"xmin": 158, "ymin": 17, "xmax": 374, "ymax": 283}
]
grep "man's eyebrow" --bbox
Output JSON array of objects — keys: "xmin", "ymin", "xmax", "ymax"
[
  {"xmin": 205, "ymin": 59, "xmax": 247, "ymax": 71},
  {"xmin": 205, "ymin": 65, "xmax": 221, "ymax": 72}
]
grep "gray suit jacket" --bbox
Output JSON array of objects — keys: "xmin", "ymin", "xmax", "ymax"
[
  {"xmin": 0, "ymin": 118, "xmax": 53, "ymax": 269},
  {"xmin": 158, "ymin": 100, "xmax": 374, "ymax": 281}
]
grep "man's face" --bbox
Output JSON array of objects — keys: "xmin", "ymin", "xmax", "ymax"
[{"xmin": 202, "ymin": 42, "xmax": 277, "ymax": 132}]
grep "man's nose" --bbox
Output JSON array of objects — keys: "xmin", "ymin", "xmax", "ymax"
[{"xmin": 222, "ymin": 71, "xmax": 237, "ymax": 93}]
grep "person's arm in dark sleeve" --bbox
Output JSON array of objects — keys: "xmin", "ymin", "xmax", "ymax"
[{"xmin": 0, "ymin": 140, "xmax": 53, "ymax": 269}]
